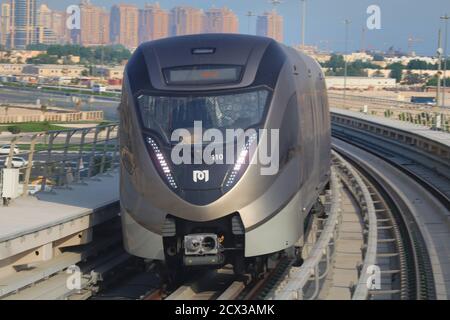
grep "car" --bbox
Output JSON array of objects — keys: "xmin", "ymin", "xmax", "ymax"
[
  {"xmin": 0, "ymin": 145, "xmax": 19, "ymax": 155},
  {"xmin": 5, "ymin": 156, "xmax": 29, "ymax": 168}
]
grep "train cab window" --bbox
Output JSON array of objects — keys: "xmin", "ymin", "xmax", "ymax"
[{"xmin": 137, "ymin": 89, "xmax": 270, "ymax": 143}]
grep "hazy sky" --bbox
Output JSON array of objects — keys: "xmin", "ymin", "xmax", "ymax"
[{"xmin": 39, "ymin": 0, "xmax": 450, "ymax": 56}]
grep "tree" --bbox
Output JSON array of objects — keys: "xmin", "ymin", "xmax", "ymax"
[
  {"xmin": 387, "ymin": 63, "xmax": 405, "ymax": 82},
  {"xmin": 27, "ymin": 54, "xmax": 59, "ymax": 64},
  {"xmin": 7, "ymin": 125, "xmax": 21, "ymax": 134},
  {"xmin": 426, "ymin": 75, "xmax": 450, "ymax": 87},
  {"xmin": 406, "ymin": 59, "xmax": 437, "ymax": 70},
  {"xmin": 324, "ymin": 54, "xmax": 345, "ymax": 70},
  {"xmin": 403, "ymin": 71, "xmax": 423, "ymax": 85}
]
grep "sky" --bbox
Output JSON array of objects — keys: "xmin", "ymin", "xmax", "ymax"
[{"xmin": 39, "ymin": 0, "xmax": 450, "ymax": 56}]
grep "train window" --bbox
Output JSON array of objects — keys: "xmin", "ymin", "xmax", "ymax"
[
  {"xmin": 137, "ymin": 89, "xmax": 269, "ymax": 143},
  {"xmin": 163, "ymin": 65, "xmax": 243, "ymax": 85}
]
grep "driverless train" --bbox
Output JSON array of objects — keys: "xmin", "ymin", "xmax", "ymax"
[{"xmin": 119, "ymin": 34, "xmax": 331, "ymax": 278}]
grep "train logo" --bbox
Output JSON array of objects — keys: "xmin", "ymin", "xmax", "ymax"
[{"xmin": 193, "ymin": 170, "xmax": 210, "ymax": 183}]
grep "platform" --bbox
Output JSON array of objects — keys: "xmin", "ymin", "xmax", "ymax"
[
  {"xmin": 331, "ymin": 108, "xmax": 450, "ymax": 148},
  {"xmin": 0, "ymin": 171, "xmax": 120, "ymax": 262}
]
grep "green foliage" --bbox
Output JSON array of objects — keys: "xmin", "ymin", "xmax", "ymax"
[
  {"xmin": 322, "ymin": 54, "xmax": 345, "ymax": 70},
  {"xmin": 403, "ymin": 71, "xmax": 424, "ymax": 85},
  {"xmin": 25, "ymin": 44, "xmax": 131, "ymax": 65},
  {"xmin": 27, "ymin": 54, "xmax": 59, "ymax": 64},
  {"xmin": 425, "ymin": 75, "xmax": 450, "ymax": 86},
  {"xmin": 323, "ymin": 55, "xmax": 378, "ymax": 77},
  {"xmin": 91, "ymin": 155, "xmax": 112, "ymax": 176},
  {"xmin": 26, "ymin": 43, "xmax": 49, "ymax": 51},
  {"xmin": 387, "ymin": 63, "xmax": 404, "ymax": 82},
  {"xmin": 406, "ymin": 59, "xmax": 438, "ymax": 70},
  {"xmin": 0, "ymin": 122, "xmax": 67, "ymax": 133},
  {"xmin": 7, "ymin": 125, "xmax": 21, "ymax": 134}
]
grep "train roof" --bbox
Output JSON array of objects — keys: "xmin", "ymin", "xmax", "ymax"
[{"xmin": 125, "ymin": 34, "xmax": 288, "ymax": 92}]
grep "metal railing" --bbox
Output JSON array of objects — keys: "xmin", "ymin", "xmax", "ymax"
[
  {"xmin": 329, "ymin": 92, "xmax": 450, "ymax": 132},
  {"xmin": 273, "ymin": 166, "xmax": 342, "ymax": 300},
  {"xmin": 272, "ymin": 151, "xmax": 378, "ymax": 300},
  {"xmin": 0, "ymin": 123, "xmax": 119, "ymax": 197}
]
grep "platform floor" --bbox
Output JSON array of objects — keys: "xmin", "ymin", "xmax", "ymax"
[{"xmin": 0, "ymin": 171, "xmax": 119, "ymax": 243}]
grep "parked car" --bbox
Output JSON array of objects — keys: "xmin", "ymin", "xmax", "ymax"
[
  {"xmin": 5, "ymin": 156, "xmax": 28, "ymax": 168},
  {"xmin": 0, "ymin": 145, "xmax": 19, "ymax": 155}
]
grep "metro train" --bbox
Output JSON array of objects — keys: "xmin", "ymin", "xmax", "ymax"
[{"xmin": 119, "ymin": 34, "xmax": 331, "ymax": 280}]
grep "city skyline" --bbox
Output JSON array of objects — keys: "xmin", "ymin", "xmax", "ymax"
[
  {"xmin": 33, "ymin": 0, "xmax": 450, "ymax": 56},
  {"xmin": 0, "ymin": 0, "xmax": 449, "ymax": 55}
]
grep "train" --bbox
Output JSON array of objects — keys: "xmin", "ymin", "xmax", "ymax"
[{"xmin": 119, "ymin": 34, "xmax": 331, "ymax": 281}]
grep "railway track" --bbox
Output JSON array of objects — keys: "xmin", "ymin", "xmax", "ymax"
[
  {"xmin": 3, "ymin": 137, "xmax": 446, "ymax": 300},
  {"xmin": 332, "ymin": 138, "xmax": 445, "ymax": 299}
]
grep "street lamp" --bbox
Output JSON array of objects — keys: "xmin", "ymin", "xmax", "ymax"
[
  {"xmin": 343, "ymin": 19, "xmax": 351, "ymax": 109},
  {"xmin": 436, "ymin": 29, "xmax": 443, "ymax": 113},
  {"xmin": 300, "ymin": 0, "xmax": 307, "ymax": 47},
  {"xmin": 440, "ymin": 14, "xmax": 449, "ymax": 108}
]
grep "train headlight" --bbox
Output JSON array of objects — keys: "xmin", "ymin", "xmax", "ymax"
[
  {"xmin": 146, "ymin": 137, "xmax": 178, "ymax": 189},
  {"xmin": 224, "ymin": 133, "xmax": 258, "ymax": 188},
  {"xmin": 184, "ymin": 234, "xmax": 219, "ymax": 255}
]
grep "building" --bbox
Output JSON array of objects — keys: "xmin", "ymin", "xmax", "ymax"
[
  {"xmin": 326, "ymin": 76, "xmax": 397, "ymax": 90},
  {"xmin": 92, "ymin": 65, "xmax": 124, "ymax": 79},
  {"xmin": 256, "ymin": 10, "xmax": 283, "ymax": 43},
  {"xmin": 36, "ymin": 3, "xmax": 67, "ymax": 44},
  {"xmin": 50, "ymin": 10, "xmax": 69, "ymax": 44},
  {"xmin": 22, "ymin": 64, "xmax": 87, "ymax": 78},
  {"xmin": 204, "ymin": 7, "xmax": 238, "ymax": 33},
  {"xmin": 9, "ymin": 0, "xmax": 38, "ymax": 49},
  {"xmin": 75, "ymin": 1, "xmax": 109, "ymax": 46},
  {"xmin": 0, "ymin": 2, "xmax": 11, "ymax": 47},
  {"xmin": 110, "ymin": 4, "xmax": 139, "ymax": 49},
  {"xmin": 344, "ymin": 52, "xmax": 373, "ymax": 63},
  {"xmin": 0, "ymin": 63, "xmax": 25, "ymax": 75},
  {"xmin": 169, "ymin": 6, "xmax": 204, "ymax": 36},
  {"xmin": 138, "ymin": 3, "xmax": 169, "ymax": 44}
]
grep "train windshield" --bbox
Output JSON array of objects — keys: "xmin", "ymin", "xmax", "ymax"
[{"xmin": 137, "ymin": 89, "xmax": 269, "ymax": 143}]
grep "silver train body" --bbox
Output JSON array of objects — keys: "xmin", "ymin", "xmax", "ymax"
[{"xmin": 119, "ymin": 34, "xmax": 330, "ymax": 271}]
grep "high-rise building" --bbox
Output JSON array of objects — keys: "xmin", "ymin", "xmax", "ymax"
[
  {"xmin": 169, "ymin": 6, "xmax": 204, "ymax": 36},
  {"xmin": 110, "ymin": 4, "xmax": 139, "ymax": 49},
  {"xmin": 204, "ymin": 7, "xmax": 238, "ymax": 34},
  {"xmin": 50, "ymin": 10, "xmax": 69, "ymax": 44},
  {"xmin": 256, "ymin": 10, "xmax": 283, "ymax": 43},
  {"xmin": 0, "ymin": 2, "xmax": 11, "ymax": 47},
  {"xmin": 37, "ymin": 3, "xmax": 57, "ymax": 45},
  {"xmin": 76, "ymin": 1, "xmax": 109, "ymax": 46},
  {"xmin": 138, "ymin": 2, "xmax": 169, "ymax": 44},
  {"xmin": 9, "ymin": 0, "xmax": 38, "ymax": 49}
]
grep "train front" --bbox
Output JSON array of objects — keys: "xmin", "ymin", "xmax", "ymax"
[{"xmin": 119, "ymin": 34, "xmax": 304, "ymax": 274}]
